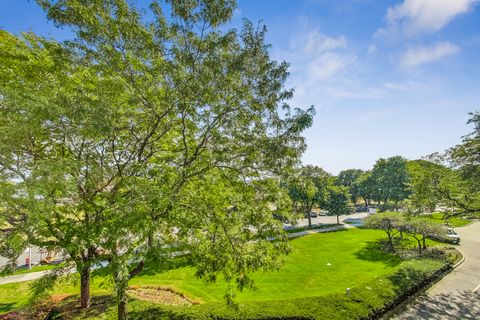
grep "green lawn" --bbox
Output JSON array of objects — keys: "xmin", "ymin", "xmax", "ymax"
[
  {"xmin": 130, "ymin": 229, "xmax": 427, "ymax": 302},
  {"xmin": 428, "ymin": 212, "xmax": 472, "ymax": 227},
  {"xmin": 0, "ymin": 229, "xmax": 447, "ymax": 318}
]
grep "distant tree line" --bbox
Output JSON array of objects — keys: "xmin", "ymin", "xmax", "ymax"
[{"xmin": 285, "ymin": 110, "xmax": 480, "ymax": 220}]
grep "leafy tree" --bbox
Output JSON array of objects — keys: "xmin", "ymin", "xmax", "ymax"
[
  {"xmin": 0, "ymin": 230, "xmax": 27, "ymax": 273},
  {"xmin": 323, "ymin": 185, "xmax": 354, "ymax": 225},
  {"xmin": 444, "ymin": 112, "xmax": 480, "ymax": 216},
  {"xmin": 357, "ymin": 171, "xmax": 374, "ymax": 207},
  {"xmin": 285, "ymin": 165, "xmax": 330, "ymax": 227},
  {"xmin": 371, "ymin": 156, "xmax": 410, "ymax": 209},
  {"xmin": 404, "ymin": 217, "xmax": 446, "ymax": 253},
  {"xmin": 407, "ymin": 160, "xmax": 454, "ymax": 214},
  {"xmin": 0, "ymin": 0, "xmax": 314, "ymax": 318},
  {"xmin": 364, "ymin": 212, "xmax": 405, "ymax": 252},
  {"xmin": 336, "ymin": 169, "xmax": 364, "ymax": 204}
]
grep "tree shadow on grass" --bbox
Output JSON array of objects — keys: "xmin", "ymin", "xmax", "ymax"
[
  {"xmin": 55, "ymin": 295, "xmax": 113, "ymax": 319},
  {"xmin": 354, "ymin": 241, "xmax": 402, "ymax": 267},
  {"xmin": 387, "ymin": 267, "xmax": 426, "ymax": 295},
  {"xmin": 128, "ymin": 306, "xmax": 184, "ymax": 320}
]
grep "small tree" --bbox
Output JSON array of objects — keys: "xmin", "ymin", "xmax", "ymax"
[
  {"xmin": 364, "ymin": 212, "xmax": 405, "ymax": 252},
  {"xmin": 405, "ymin": 217, "xmax": 447, "ymax": 253}
]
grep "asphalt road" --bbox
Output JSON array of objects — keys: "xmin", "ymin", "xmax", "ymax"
[
  {"xmin": 285, "ymin": 211, "xmax": 369, "ymax": 229},
  {"xmin": 391, "ymin": 221, "xmax": 480, "ymax": 320}
]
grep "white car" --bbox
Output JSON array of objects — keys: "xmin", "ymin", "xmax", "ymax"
[{"xmin": 446, "ymin": 228, "xmax": 460, "ymax": 244}]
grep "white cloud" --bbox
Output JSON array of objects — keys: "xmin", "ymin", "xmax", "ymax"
[
  {"xmin": 278, "ymin": 29, "xmax": 356, "ymax": 101},
  {"xmin": 307, "ymin": 52, "xmax": 354, "ymax": 81},
  {"xmin": 399, "ymin": 42, "xmax": 459, "ymax": 68},
  {"xmin": 304, "ymin": 31, "xmax": 347, "ymax": 54},
  {"xmin": 377, "ymin": 0, "xmax": 479, "ymax": 37}
]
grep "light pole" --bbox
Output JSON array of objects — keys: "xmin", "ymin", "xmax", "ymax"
[{"xmin": 28, "ymin": 247, "xmax": 32, "ymax": 269}]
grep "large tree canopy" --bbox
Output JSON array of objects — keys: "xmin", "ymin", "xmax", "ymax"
[
  {"xmin": 284, "ymin": 165, "xmax": 330, "ymax": 227},
  {"xmin": 0, "ymin": 1, "xmax": 314, "ymax": 319},
  {"xmin": 371, "ymin": 156, "xmax": 410, "ymax": 208},
  {"xmin": 336, "ymin": 169, "xmax": 364, "ymax": 204}
]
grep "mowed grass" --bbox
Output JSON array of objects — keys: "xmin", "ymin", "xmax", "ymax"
[
  {"xmin": 129, "ymin": 229, "xmax": 438, "ymax": 302},
  {"xmin": 0, "ymin": 272, "xmax": 111, "ymax": 313},
  {"xmin": 0, "ymin": 229, "xmax": 445, "ymax": 315},
  {"xmin": 428, "ymin": 212, "xmax": 472, "ymax": 227}
]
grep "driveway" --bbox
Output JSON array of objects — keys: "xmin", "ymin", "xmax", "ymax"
[{"xmin": 391, "ymin": 221, "xmax": 480, "ymax": 319}]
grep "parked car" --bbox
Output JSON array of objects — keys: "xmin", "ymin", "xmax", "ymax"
[
  {"xmin": 429, "ymin": 227, "xmax": 460, "ymax": 244},
  {"xmin": 304, "ymin": 211, "xmax": 318, "ymax": 218},
  {"xmin": 318, "ymin": 210, "xmax": 328, "ymax": 216},
  {"xmin": 40, "ymin": 254, "xmax": 56, "ymax": 265},
  {"xmin": 355, "ymin": 206, "xmax": 368, "ymax": 212},
  {"xmin": 446, "ymin": 228, "xmax": 460, "ymax": 244}
]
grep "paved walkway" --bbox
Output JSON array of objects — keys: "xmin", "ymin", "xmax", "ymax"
[
  {"xmin": 392, "ymin": 222, "xmax": 480, "ymax": 319},
  {"xmin": 0, "ymin": 270, "xmax": 53, "ymax": 285}
]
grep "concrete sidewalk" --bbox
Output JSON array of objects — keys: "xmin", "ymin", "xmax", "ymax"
[{"xmin": 0, "ymin": 270, "xmax": 53, "ymax": 285}]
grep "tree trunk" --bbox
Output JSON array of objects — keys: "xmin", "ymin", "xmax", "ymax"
[
  {"xmin": 387, "ymin": 232, "xmax": 394, "ymax": 252},
  {"xmin": 422, "ymin": 235, "xmax": 427, "ymax": 249},
  {"xmin": 115, "ymin": 272, "xmax": 131, "ymax": 320},
  {"xmin": 118, "ymin": 296, "xmax": 127, "ymax": 320},
  {"xmin": 336, "ymin": 214, "xmax": 340, "ymax": 225},
  {"xmin": 80, "ymin": 265, "xmax": 91, "ymax": 308}
]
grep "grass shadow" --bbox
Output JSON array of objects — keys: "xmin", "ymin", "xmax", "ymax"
[
  {"xmin": 0, "ymin": 302, "xmax": 16, "ymax": 314},
  {"xmin": 55, "ymin": 295, "xmax": 113, "ymax": 319},
  {"xmin": 128, "ymin": 305, "xmax": 186, "ymax": 320},
  {"xmin": 387, "ymin": 267, "xmax": 426, "ymax": 295},
  {"xmin": 354, "ymin": 241, "xmax": 402, "ymax": 267}
]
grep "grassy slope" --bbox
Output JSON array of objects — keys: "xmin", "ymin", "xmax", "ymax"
[{"xmin": 0, "ymin": 229, "xmax": 446, "ymax": 317}]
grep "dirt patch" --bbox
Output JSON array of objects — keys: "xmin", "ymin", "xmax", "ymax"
[
  {"xmin": 127, "ymin": 286, "xmax": 198, "ymax": 306},
  {"xmin": 50, "ymin": 294, "xmax": 71, "ymax": 304}
]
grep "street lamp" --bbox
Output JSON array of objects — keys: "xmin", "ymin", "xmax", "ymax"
[{"xmin": 28, "ymin": 247, "xmax": 32, "ymax": 269}]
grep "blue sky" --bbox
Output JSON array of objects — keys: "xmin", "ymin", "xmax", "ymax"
[{"xmin": 1, "ymin": 0, "xmax": 479, "ymax": 174}]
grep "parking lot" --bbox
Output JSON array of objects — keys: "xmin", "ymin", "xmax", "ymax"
[{"xmin": 284, "ymin": 211, "xmax": 369, "ymax": 229}]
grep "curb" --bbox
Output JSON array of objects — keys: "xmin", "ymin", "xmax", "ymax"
[
  {"xmin": 378, "ymin": 248, "xmax": 464, "ymax": 320},
  {"xmin": 452, "ymin": 248, "xmax": 465, "ymax": 268}
]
